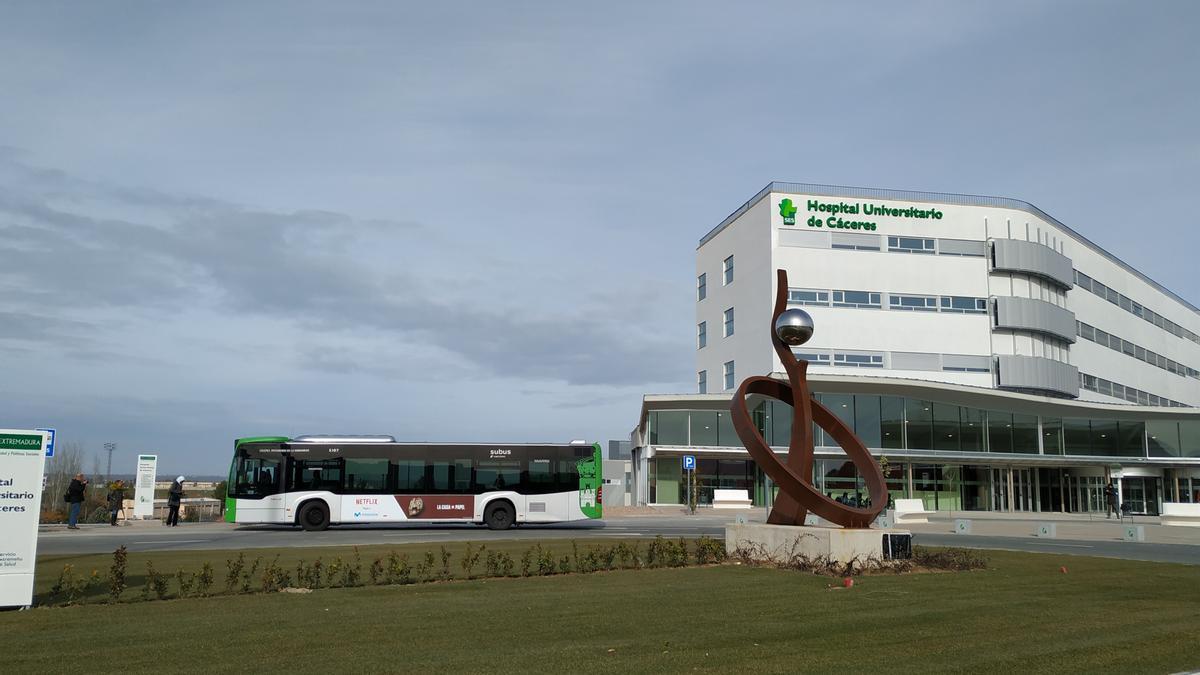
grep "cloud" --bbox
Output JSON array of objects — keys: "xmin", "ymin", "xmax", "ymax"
[{"xmin": 0, "ymin": 153, "xmax": 686, "ymax": 386}]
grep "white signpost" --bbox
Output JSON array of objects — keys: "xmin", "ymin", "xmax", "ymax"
[
  {"xmin": 133, "ymin": 454, "xmax": 158, "ymax": 519},
  {"xmin": 0, "ymin": 428, "xmax": 49, "ymax": 607}
]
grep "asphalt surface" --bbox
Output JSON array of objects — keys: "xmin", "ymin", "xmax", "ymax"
[{"xmin": 36, "ymin": 518, "xmax": 1200, "ymax": 565}]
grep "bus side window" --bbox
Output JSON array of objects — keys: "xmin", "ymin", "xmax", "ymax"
[
  {"xmin": 395, "ymin": 459, "xmax": 425, "ymax": 492},
  {"xmin": 527, "ymin": 459, "xmax": 554, "ymax": 494},
  {"xmin": 557, "ymin": 459, "xmax": 579, "ymax": 492}
]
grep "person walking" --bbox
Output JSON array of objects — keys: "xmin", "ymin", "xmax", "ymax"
[
  {"xmin": 65, "ymin": 473, "xmax": 87, "ymax": 529},
  {"xmin": 1105, "ymin": 481, "xmax": 1119, "ymax": 519},
  {"xmin": 107, "ymin": 480, "xmax": 126, "ymax": 526},
  {"xmin": 166, "ymin": 476, "xmax": 185, "ymax": 526}
]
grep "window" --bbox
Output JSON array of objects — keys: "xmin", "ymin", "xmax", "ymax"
[
  {"xmin": 889, "ymin": 294, "xmax": 938, "ymax": 311},
  {"xmin": 233, "ymin": 456, "xmax": 281, "ymax": 497},
  {"xmin": 833, "ymin": 352, "xmax": 884, "ymax": 368},
  {"xmin": 697, "ymin": 273, "xmax": 706, "ymax": 301},
  {"xmin": 697, "ymin": 370, "xmax": 707, "ymax": 394},
  {"xmin": 794, "ymin": 351, "xmax": 831, "ymax": 364},
  {"xmin": 723, "ymin": 360, "xmax": 735, "ymax": 391},
  {"xmin": 475, "ymin": 460, "xmax": 520, "ymax": 492},
  {"xmin": 723, "ymin": 308, "xmax": 734, "ymax": 336},
  {"xmin": 723, "ymin": 256, "xmax": 734, "ymax": 285},
  {"xmin": 395, "ymin": 460, "xmax": 426, "ymax": 491},
  {"xmin": 697, "ymin": 322, "xmax": 706, "ymax": 349},
  {"xmin": 939, "ymin": 296, "xmax": 987, "ymax": 314},
  {"xmin": 888, "ymin": 236, "xmax": 935, "ymax": 254},
  {"xmin": 344, "ymin": 458, "xmax": 389, "ymax": 493},
  {"xmin": 289, "ymin": 459, "xmax": 343, "ymax": 492},
  {"xmin": 789, "ymin": 288, "xmax": 830, "ymax": 306},
  {"xmin": 832, "ymin": 290, "xmax": 881, "ymax": 308}
]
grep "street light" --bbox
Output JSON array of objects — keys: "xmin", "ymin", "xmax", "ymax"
[{"xmin": 104, "ymin": 442, "xmax": 116, "ymax": 482}]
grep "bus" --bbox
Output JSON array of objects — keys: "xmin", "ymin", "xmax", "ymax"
[{"xmin": 225, "ymin": 435, "xmax": 602, "ymax": 530}]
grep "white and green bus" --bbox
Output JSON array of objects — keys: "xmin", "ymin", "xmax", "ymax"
[{"xmin": 225, "ymin": 436, "xmax": 602, "ymax": 531}]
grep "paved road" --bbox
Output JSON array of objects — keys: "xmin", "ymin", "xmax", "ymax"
[{"xmin": 38, "ymin": 518, "xmax": 1200, "ymax": 565}]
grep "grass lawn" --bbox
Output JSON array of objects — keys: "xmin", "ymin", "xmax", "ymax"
[{"xmin": 9, "ymin": 545, "xmax": 1200, "ymax": 673}]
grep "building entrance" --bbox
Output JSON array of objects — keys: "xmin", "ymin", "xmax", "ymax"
[
  {"xmin": 1120, "ymin": 477, "xmax": 1160, "ymax": 515},
  {"xmin": 991, "ymin": 468, "xmax": 1034, "ymax": 512}
]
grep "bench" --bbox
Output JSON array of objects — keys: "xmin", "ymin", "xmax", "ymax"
[
  {"xmin": 712, "ymin": 488, "xmax": 753, "ymax": 509},
  {"xmin": 893, "ymin": 498, "xmax": 933, "ymax": 524},
  {"xmin": 1161, "ymin": 502, "xmax": 1200, "ymax": 527}
]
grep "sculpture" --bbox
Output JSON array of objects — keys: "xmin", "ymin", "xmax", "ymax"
[{"xmin": 729, "ymin": 269, "xmax": 888, "ymax": 528}]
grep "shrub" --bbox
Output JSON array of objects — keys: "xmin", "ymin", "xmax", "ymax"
[
  {"xmin": 536, "ymin": 545, "xmax": 556, "ymax": 576},
  {"xmin": 143, "ymin": 561, "xmax": 168, "ymax": 600},
  {"xmin": 461, "ymin": 543, "xmax": 484, "ymax": 580},
  {"xmin": 51, "ymin": 564, "xmax": 98, "ymax": 605},
  {"xmin": 558, "ymin": 556, "xmax": 572, "ymax": 575},
  {"xmin": 108, "ymin": 546, "xmax": 127, "ymax": 603},
  {"xmin": 241, "ymin": 557, "xmax": 263, "ymax": 594},
  {"xmin": 497, "ymin": 551, "xmax": 514, "ymax": 577},
  {"xmin": 197, "ymin": 563, "xmax": 214, "ymax": 597},
  {"xmin": 386, "ymin": 552, "xmax": 412, "ymax": 585},
  {"xmin": 224, "ymin": 553, "xmax": 246, "ymax": 594},
  {"xmin": 369, "ymin": 557, "xmax": 384, "ymax": 585},
  {"xmin": 326, "ymin": 557, "xmax": 343, "ymax": 588},
  {"xmin": 520, "ymin": 547, "xmax": 534, "ymax": 577},
  {"xmin": 913, "ymin": 546, "xmax": 988, "ymax": 571},
  {"xmin": 416, "ymin": 551, "xmax": 435, "ymax": 582},
  {"xmin": 439, "ymin": 547, "xmax": 453, "ymax": 581},
  {"xmin": 176, "ymin": 569, "xmax": 195, "ymax": 597},
  {"xmin": 695, "ymin": 535, "xmax": 727, "ymax": 565},
  {"xmin": 261, "ymin": 556, "xmax": 291, "ymax": 592}
]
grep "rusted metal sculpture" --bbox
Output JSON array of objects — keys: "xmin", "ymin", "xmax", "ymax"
[{"xmin": 729, "ymin": 269, "xmax": 888, "ymax": 528}]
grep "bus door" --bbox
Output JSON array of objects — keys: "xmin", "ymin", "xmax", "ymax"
[{"xmin": 524, "ymin": 457, "xmax": 567, "ymax": 522}]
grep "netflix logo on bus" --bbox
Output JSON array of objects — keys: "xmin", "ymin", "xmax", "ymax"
[{"xmin": 394, "ymin": 495, "xmax": 475, "ymax": 519}]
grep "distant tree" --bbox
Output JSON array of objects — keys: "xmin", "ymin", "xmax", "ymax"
[{"xmin": 211, "ymin": 481, "xmax": 227, "ymax": 513}]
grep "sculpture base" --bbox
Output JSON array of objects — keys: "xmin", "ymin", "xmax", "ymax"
[{"xmin": 725, "ymin": 523, "xmax": 911, "ymax": 564}]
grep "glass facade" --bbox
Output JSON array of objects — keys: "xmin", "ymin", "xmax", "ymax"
[{"xmin": 643, "ymin": 393, "xmax": 1199, "ymax": 512}]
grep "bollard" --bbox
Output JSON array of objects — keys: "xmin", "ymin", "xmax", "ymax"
[
  {"xmin": 953, "ymin": 519, "xmax": 972, "ymax": 534},
  {"xmin": 1035, "ymin": 523, "xmax": 1057, "ymax": 538},
  {"xmin": 1123, "ymin": 525, "xmax": 1145, "ymax": 542}
]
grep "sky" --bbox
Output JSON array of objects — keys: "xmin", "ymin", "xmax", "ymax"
[{"xmin": 1, "ymin": 1, "xmax": 1198, "ymax": 475}]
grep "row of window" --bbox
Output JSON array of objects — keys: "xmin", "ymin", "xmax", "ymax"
[
  {"xmin": 780, "ymin": 229, "xmax": 988, "ymax": 258},
  {"xmin": 697, "ymin": 310, "xmax": 735, "ymax": 348},
  {"xmin": 1076, "ymin": 321, "xmax": 1200, "ymax": 380},
  {"xmin": 1079, "ymin": 372, "xmax": 1189, "ymax": 408},
  {"xmin": 789, "ymin": 288, "xmax": 988, "ymax": 314},
  {"xmin": 697, "ymin": 362, "xmax": 737, "ymax": 394},
  {"xmin": 1074, "ymin": 269, "xmax": 1200, "ymax": 346},
  {"xmin": 695, "ymin": 256, "xmax": 735, "ymax": 302},
  {"xmin": 646, "ymin": 394, "xmax": 1200, "ymax": 458}
]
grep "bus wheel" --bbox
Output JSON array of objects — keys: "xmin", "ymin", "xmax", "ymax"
[
  {"xmin": 299, "ymin": 501, "xmax": 330, "ymax": 531},
  {"xmin": 484, "ymin": 501, "xmax": 514, "ymax": 530}
]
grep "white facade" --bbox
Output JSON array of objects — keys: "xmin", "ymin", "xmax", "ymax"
[{"xmin": 697, "ymin": 183, "xmax": 1200, "ymax": 408}]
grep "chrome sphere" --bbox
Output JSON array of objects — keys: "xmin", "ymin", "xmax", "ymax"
[{"xmin": 774, "ymin": 308, "xmax": 815, "ymax": 346}]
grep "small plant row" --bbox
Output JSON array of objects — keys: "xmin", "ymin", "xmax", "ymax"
[{"xmin": 44, "ymin": 536, "xmax": 729, "ymax": 607}]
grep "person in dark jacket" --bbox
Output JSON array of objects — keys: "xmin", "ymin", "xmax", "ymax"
[
  {"xmin": 1105, "ymin": 482, "xmax": 1119, "ymax": 519},
  {"xmin": 66, "ymin": 473, "xmax": 87, "ymax": 529},
  {"xmin": 107, "ymin": 481, "xmax": 126, "ymax": 526},
  {"xmin": 166, "ymin": 476, "xmax": 185, "ymax": 526}
]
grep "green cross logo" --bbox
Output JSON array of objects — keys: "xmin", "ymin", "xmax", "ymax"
[{"xmin": 779, "ymin": 198, "xmax": 797, "ymax": 225}]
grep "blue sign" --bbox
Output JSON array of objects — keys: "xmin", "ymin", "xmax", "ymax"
[
  {"xmin": 36, "ymin": 428, "xmax": 55, "ymax": 458},
  {"xmin": 682, "ymin": 455, "xmax": 696, "ymax": 471}
]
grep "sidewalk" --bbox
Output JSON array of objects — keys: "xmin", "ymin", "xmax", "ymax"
[{"xmin": 604, "ymin": 506, "xmax": 1200, "ymax": 545}]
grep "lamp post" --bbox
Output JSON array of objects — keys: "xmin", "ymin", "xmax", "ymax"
[{"xmin": 104, "ymin": 442, "xmax": 116, "ymax": 483}]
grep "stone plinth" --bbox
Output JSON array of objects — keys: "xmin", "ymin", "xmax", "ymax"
[{"xmin": 726, "ymin": 523, "xmax": 910, "ymax": 564}]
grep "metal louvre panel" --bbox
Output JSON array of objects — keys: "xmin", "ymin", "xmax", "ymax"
[
  {"xmin": 993, "ymin": 296, "xmax": 1078, "ymax": 343},
  {"xmin": 991, "ymin": 238, "xmax": 1074, "ymax": 288},
  {"xmin": 778, "ymin": 229, "xmax": 830, "ymax": 248},
  {"xmin": 829, "ymin": 232, "xmax": 881, "ymax": 250},
  {"xmin": 938, "ymin": 238, "xmax": 986, "ymax": 256},
  {"xmin": 941, "ymin": 354, "xmax": 992, "ymax": 371},
  {"xmin": 996, "ymin": 355, "xmax": 1080, "ymax": 397},
  {"xmin": 889, "ymin": 352, "xmax": 941, "ymax": 371}
]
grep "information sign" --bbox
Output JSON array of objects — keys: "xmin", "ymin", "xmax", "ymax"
[
  {"xmin": 133, "ymin": 455, "xmax": 157, "ymax": 518},
  {"xmin": 0, "ymin": 429, "xmax": 48, "ymax": 607}
]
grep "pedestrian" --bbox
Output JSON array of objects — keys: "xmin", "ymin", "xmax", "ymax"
[
  {"xmin": 1105, "ymin": 481, "xmax": 1119, "ymax": 519},
  {"xmin": 166, "ymin": 476, "xmax": 185, "ymax": 526},
  {"xmin": 107, "ymin": 480, "xmax": 126, "ymax": 526},
  {"xmin": 65, "ymin": 473, "xmax": 87, "ymax": 529}
]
